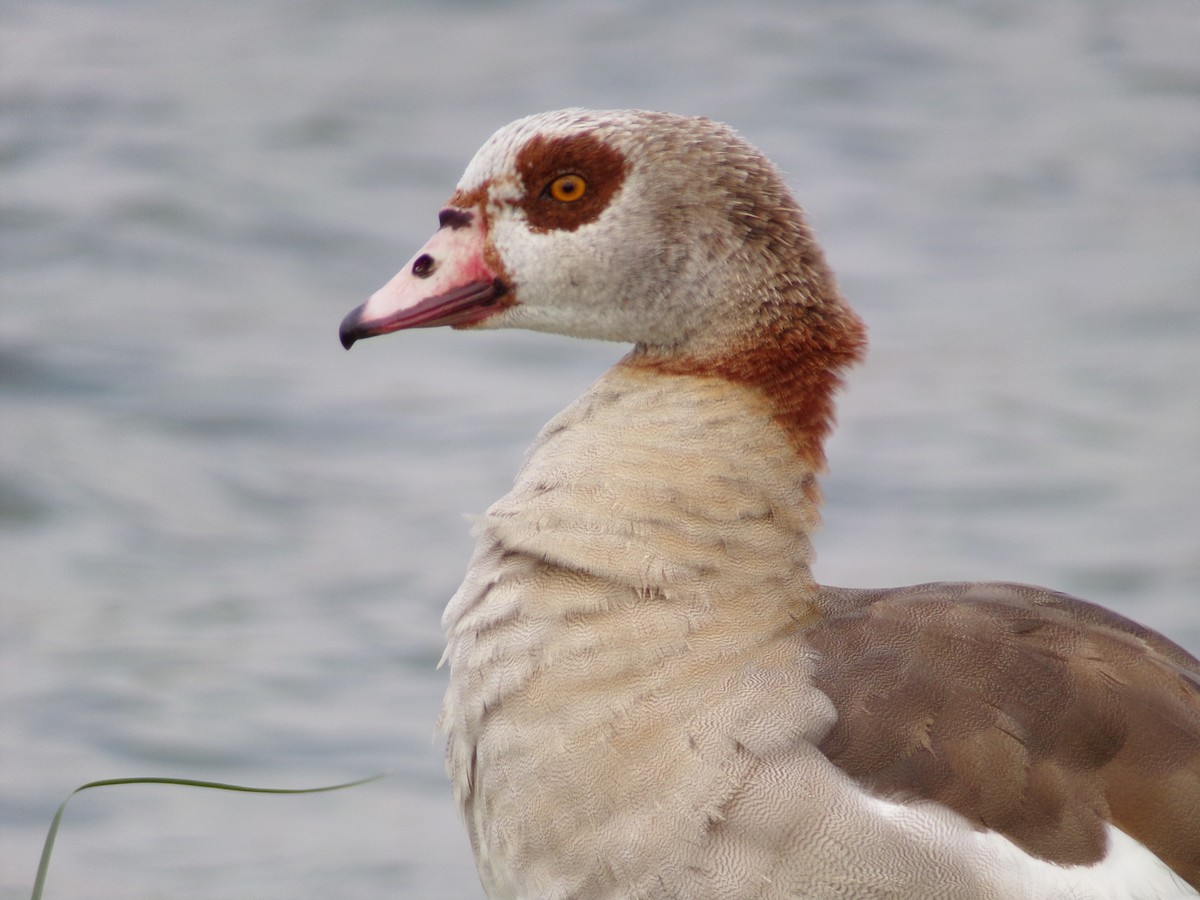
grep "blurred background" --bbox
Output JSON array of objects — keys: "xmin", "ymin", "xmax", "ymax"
[{"xmin": 3, "ymin": 0, "xmax": 1198, "ymax": 897}]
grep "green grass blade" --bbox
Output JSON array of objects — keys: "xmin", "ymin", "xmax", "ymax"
[{"xmin": 30, "ymin": 773, "xmax": 387, "ymax": 900}]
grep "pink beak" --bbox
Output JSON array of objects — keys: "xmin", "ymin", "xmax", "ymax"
[{"xmin": 340, "ymin": 208, "xmax": 509, "ymax": 349}]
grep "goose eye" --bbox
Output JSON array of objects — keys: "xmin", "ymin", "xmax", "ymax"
[{"xmin": 546, "ymin": 174, "xmax": 587, "ymax": 203}]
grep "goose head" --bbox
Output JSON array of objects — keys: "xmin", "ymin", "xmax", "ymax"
[
  {"xmin": 340, "ymin": 109, "xmax": 864, "ymax": 364},
  {"xmin": 340, "ymin": 109, "xmax": 866, "ymax": 464}
]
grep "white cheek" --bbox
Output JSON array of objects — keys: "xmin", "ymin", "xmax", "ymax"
[
  {"xmin": 490, "ymin": 213, "xmax": 652, "ymax": 342},
  {"xmin": 487, "ymin": 199, "xmax": 686, "ymax": 343}
]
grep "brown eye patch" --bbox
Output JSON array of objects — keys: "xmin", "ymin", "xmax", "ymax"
[{"xmin": 514, "ymin": 131, "xmax": 628, "ymax": 233}]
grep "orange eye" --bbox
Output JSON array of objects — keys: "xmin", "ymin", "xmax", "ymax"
[{"xmin": 547, "ymin": 174, "xmax": 587, "ymax": 203}]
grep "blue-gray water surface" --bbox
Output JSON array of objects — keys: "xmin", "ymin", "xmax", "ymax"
[{"xmin": 3, "ymin": 1, "xmax": 1198, "ymax": 897}]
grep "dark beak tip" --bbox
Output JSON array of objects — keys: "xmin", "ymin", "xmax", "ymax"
[{"xmin": 339, "ymin": 304, "xmax": 366, "ymax": 350}]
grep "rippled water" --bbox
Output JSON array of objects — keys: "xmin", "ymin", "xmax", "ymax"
[{"xmin": 3, "ymin": 1, "xmax": 1198, "ymax": 897}]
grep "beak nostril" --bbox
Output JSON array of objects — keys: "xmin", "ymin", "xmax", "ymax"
[{"xmin": 412, "ymin": 254, "xmax": 436, "ymax": 278}]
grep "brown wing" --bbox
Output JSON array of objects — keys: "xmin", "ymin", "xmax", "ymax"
[{"xmin": 809, "ymin": 581, "xmax": 1200, "ymax": 888}]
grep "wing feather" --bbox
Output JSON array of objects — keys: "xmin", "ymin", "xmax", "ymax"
[{"xmin": 809, "ymin": 582, "xmax": 1200, "ymax": 888}]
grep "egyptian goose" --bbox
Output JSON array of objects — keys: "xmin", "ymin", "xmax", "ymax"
[{"xmin": 339, "ymin": 109, "xmax": 1200, "ymax": 899}]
